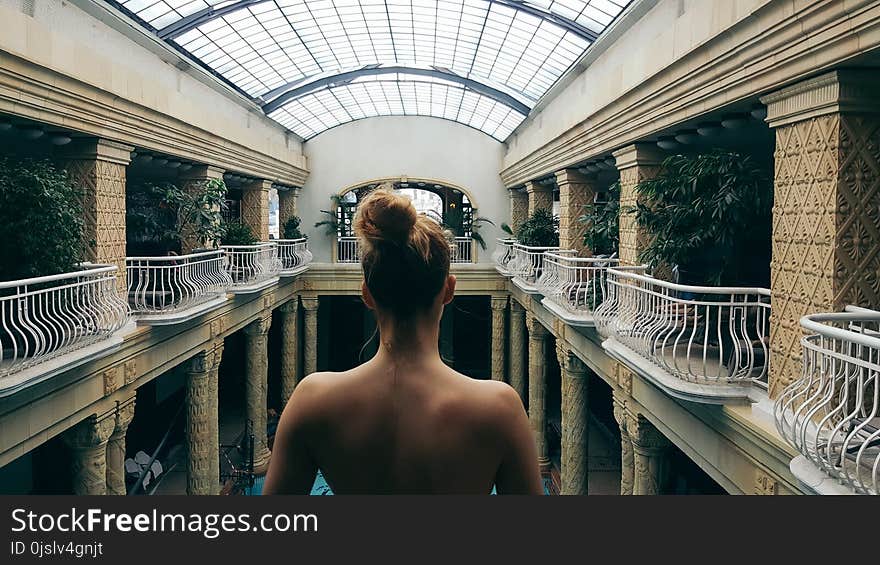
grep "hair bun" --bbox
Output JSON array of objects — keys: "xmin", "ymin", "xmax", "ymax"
[{"xmin": 355, "ymin": 188, "xmax": 417, "ymax": 245}]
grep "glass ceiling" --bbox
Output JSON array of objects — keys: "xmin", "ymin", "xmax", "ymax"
[{"xmin": 108, "ymin": 0, "xmax": 631, "ymax": 140}]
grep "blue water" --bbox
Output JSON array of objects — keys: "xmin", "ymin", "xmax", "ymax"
[{"xmin": 247, "ymin": 472, "xmax": 551, "ymax": 495}]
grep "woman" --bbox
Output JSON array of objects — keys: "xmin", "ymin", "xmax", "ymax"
[{"xmin": 263, "ymin": 189, "xmax": 542, "ymax": 494}]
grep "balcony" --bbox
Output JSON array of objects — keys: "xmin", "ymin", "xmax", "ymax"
[
  {"xmin": 335, "ymin": 236, "xmax": 476, "ymax": 265},
  {"xmin": 537, "ymin": 253, "xmax": 646, "ymax": 327},
  {"xmin": 507, "ymin": 243, "xmax": 562, "ymax": 293},
  {"xmin": 451, "ymin": 237, "xmax": 475, "ymax": 264},
  {"xmin": 277, "ymin": 238, "xmax": 313, "ymax": 276},
  {"xmin": 337, "ymin": 236, "xmax": 360, "ymax": 264},
  {"xmin": 492, "ymin": 238, "xmax": 516, "ymax": 276},
  {"xmin": 0, "ymin": 264, "xmax": 130, "ymax": 396},
  {"xmin": 126, "ymin": 250, "xmax": 231, "ymax": 325},
  {"xmin": 222, "ymin": 243, "xmax": 281, "ymax": 293},
  {"xmin": 775, "ymin": 308, "xmax": 880, "ymax": 495},
  {"xmin": 595, "ymin": 268, "xmax": 770, "ymax": 404}
]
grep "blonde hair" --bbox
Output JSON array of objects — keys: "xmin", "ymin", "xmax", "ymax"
[{"xmin": 354, "ymin": 188, "xmax": 450, "ymax": 316}]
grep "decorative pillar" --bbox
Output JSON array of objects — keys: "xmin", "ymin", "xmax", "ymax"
[
  {"xmin": 508, "ymin": 300, "xmax": 527, "ymax": 405},
  {"xmin": 612, "ymin": 390, "xmax": 634, "ymax": 495},
  {"xmin": 244, "ymin": 317, "xmax": 272, "ymax": 474},
  {"xmin": 509, "ymin": 188, "xmax": 529, "ymax": 234},
  {"xmin": 63, "ymin": 412, "xmax": 115, "ymax": 495},
  {"xmin": 555, "ymin": 168, "xmax": 598, "ymax": 254},
  {"xmin": 106, "ymin": 396, "xmax": 136, "ymax": 496},
  {"xmin": 760, "ymin": 70, "xmax": 880, "ymax": 397},
  {"xmin": 185, "ymin": 342, "xmax": 223, "ymax": 495},
  {"xmin": 278, "ymin": 187, "xmax": 300, "ymax": 236},
  {"xmin": 557, "ymin": 344, "xmax": 589, "ymax": 495},
  {"xmin": 612, "ymin": 144, "xmax": 663, "ymax": 266},
  {"xmin": 525, "ymin": 180, "xmax": 554, "ymax": 216},
  {"xmin": 179, "ymin": 165, "xmax": 225, "ymax": 253},
  {"xmin": 301, "ymin": 296, "xmax": 319, "ymax": 377},
  {"xmin": 61, "ymin": 138, "xmax": 133, "ymax": 292},
  {"xmin": 527, "ymin": 314, "xmax": 550, "ymax": 469},
  {"xmin": 490, "ymin": 296, "xmax": 508, "ymax": 382},
  {"xmin": 279, "ymin": 299, "xmax": 300, "ymax": 405},
  {"xmin": 628, "ymin": 413, "xmax": 671, "ymax": 495},
  {"xmin": 241, "ymin": 179, "xmax": 272, "ymax": 242}
]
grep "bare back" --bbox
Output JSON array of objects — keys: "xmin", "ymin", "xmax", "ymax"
[{"xmin": 263, "ymin": 355, "xmax": 543, "ymax": 495}]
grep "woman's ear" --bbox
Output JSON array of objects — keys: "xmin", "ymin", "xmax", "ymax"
[
  {"xmin": 362, "ymin": 281, "xmax": 377, "ymax": 310},
  {"xmin": 442, "ymin": 275, "xmax": 456, "ymax": 305}
]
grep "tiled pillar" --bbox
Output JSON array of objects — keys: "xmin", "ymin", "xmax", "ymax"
[
  {"xmin": 761, "ymin": 70, "xmax": 880, "ymax": 398},
  {"xmin": 186, "ymin": 342, "xmax": 223, "ymax": 495},
  {"xmin": 62, "ymin": 138, "xmax": 133, "ymax": 292},
  {"xmin": 178, "ymin": 165, "xmax": 225, "ymax": 253},
  {"xmin": 241, "ymin": 179, "xmax": 272, "ymax": 242},
  {"xmin": 628, "ymin": 413, "xmax": 671, "ymax": 495},
  {"xmin": 301, "ymin": 296, "xmax": 319, "ymax": 377},
  {"xmin": 244, "ymin": 317, "xmax": 272, "ymax": 474},
  {"xmin": 106, "ymin": 396, "xmax": 136, "ymax": 495},
  {"xmin": 280, "ymin": 299, "xmax": 300, "ymax": 405},
  {"xmin": 509, "ymin": 188, "xmax": 529, "ymax": 234},
  {"xmin": 613, "ymin": 144, "xmax": 663, "ymax": 266},
  {"xmin": 555, "ymin": 169, "xmax": 598, "ymax": 254},
  {"xmin": 557, "ymin": 344, "xmax": 589, "ymax": 495},
  {"xmin": 490, "ymin": 296, "xmax": 508, "ymax": 382},
  {"xmin": 612, "ymin": 390, "xmax": 634, "ymax": 495},
  {"xmin": 508, "ymin": 300, "xmax": 528, "ymax": 405},
  {"xmin": 527, "ymin": 314, "xmax": 550, "ymax": 469},
  {"xmin": 63, "ymin": 412, "xmax": 116, "ymax": 495},
  {"xmin": 279, "ymin": 187, "xmax": 300, "ymax": 235},
  {"xmin": 525, "ymin": 180, "xmax": 554, "ymax": 216}
]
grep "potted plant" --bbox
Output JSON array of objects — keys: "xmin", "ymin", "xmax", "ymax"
[
  {"xmin": 579, "ymin": 181, "xmax": 620, "ymax": 257},
  {"xmin": 282, "ymin": 216, "xmax": 306, "ymax": 239},
  {"xmin": 632, "ymin": 151, "xmax": 772, "ymax": 287},
  {"xmin": 221, "ymin": 222, "xmax": 258, "ymax": 246},
  {"xmin": 515, "ymin": 208, "xmax": 559, "ymax": 247}
]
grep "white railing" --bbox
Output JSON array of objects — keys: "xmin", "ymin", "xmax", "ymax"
[
  {"xmin": 276, "ymin": 238, "xmax": 313, "ymax": 274},
  {"xmin": 775, "ymin": 309, "xmax": 880, "ymax": 495},
  {"xmin": 492, "ymin": 238, "xmax": 516, "ymax": 273},
  {"xmin": 451, "ymin": 237, "xmax": 474, "ymax": 264},
  {"xmin": 507, "ymin": 243, "xmax": 563, "ymax": 289},
  {"xmin": 337, "ymin": 237, "xmax": 360, "ymax": 264},
  {"xmin": 0, "ymin": 264, "xmax": 128, "ymax": 379},
  {"xmin": 595, "ymin": 268, "xmax": 771, "ymax": 386},
  {"xmin": 126, "ymin": 250, "xmax": 231, "ymax": 317},
  {"xmin": 537, "ymin": 253, "xmax": 646, "ymax": 318},
  {"xmin": 222, "ymin": 243, "xmax": 280, "ymax": 288}
]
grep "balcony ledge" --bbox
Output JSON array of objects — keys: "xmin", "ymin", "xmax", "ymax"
[
  {"xmin": 789, "ymin": 456, "xmax": 858, "ymax": 495},
  {"xmin": 602, "ymin": 337, "xmax": 756, "ymax": 405},
  {"xmin": 228, "ymin": 276, "xmax": 280, "ymax": 294},
  {"xmin": 279, "ymin": 265, "xmax": 310, "ymax": 278},
  {"xmin": 132, "ymin": 295, "xmax": 229, "ymax": 326},
  {"xmin": 512, "ymin": 278, "xmax": 542, "ymax": 294},
  {"xmin": 540, "ymin": 297, "xmax": 595, "ymax": 327}
]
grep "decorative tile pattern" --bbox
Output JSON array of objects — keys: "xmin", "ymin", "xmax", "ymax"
[
  {"xmin": 241, "ymin": 184, "xmax": 270, "ymax": 242},
  {"xmin": 509, "ymin": 189, "xmax": 529, "ymax": 234},
  {"xmin": 526, "ymin": 182, "xmax": 554, "ymax": 216},
  {"xmin": 556, "ymin": 170, "xmax": 596, "ymax": 254},
  {"xmin": 618, "ymin": 165, "xmax": 658, "ymax": 266}
]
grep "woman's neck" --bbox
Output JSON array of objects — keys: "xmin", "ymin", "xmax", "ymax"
[{"xmin": 372, "ymin": 312, "xmax": 442, "ymax": 367}]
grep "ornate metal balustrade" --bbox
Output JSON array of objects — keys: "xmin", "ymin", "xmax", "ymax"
[
  {"xmin": 492, "ymin": 238, "xmax": 516, "ymax": 275},
  {"xmin": 222, "ymin": 243, "xmax": 281, "ymax": 292},
  {"xmin": 451, "ymin": 237, "xmax": 474, "ymax": 264},
  {"xmin": 337, "ymin": 237, "xmax": 360, "ymax": 264},
  {"xmin": 775, "ymin": 308, "xmax": 880, "ymax": 495},
  {"xmin": 507, "ymin": 243, "xmax": 562, "ymax": 292},
  {"xmin": 595, "ymin": 268, "xmax": 770, "ymax": 403},
  {"xmin": 276, "ymin": 238, "xmax": 313, "ymax": 276}
]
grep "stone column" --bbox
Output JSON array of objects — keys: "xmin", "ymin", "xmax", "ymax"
[
  {"xmin": 612, "ymin": 390, "xmax": 634, "ymax": 495},
  {"xmin": 508, "ymin": 300, "xmax": 528, "ymax": 405},
  {"xmin": 555, "ymin": 169, "xmax": 598, "ymax": 254},
  {"xmin": 490, "ymin": 296, "xmax": 508, "ymax": 382},
  {"xmin": 301, "ymin": 296, "xmax": 319, "ymax": 377},
  {"xmin": 106, "ymin": 396, "xmax": 136, "ymax": 495},
  {"xmin": 63, "ymin": 412, "xmax": 116, "ymax": 495},
  {"xmin": 612, "ymin": 143, "xmax": 663, "ymax": 266},
  {"xmin": 628, "ymin": 413, "xmax": 671, "ymax": 495},
  {"xmin": 185, "ymin": 342, "xmax": 223, "ymax": 495},
  {"xmin": 279, "ymin": 299, "xmax": 300, "ymax": 405},
  {"xmin": 278, "ymin": 187, "xmax": 300, "ymax": 236},
  {"xmin": 527, "ymin": 314, "xmax": 550, "ymax": 469},
  {"xmin": 179, "ymin": 165, "xmax": 225, "ymax": 253},
  {"xmin": 62, "ymin": 138, "xmax": 133, "ymax": 292},
  {"xmin": 244, "ymin": 317, "xmax": 272, "ymax": 474},
  {"xmin": 241, "ymin": 179, "xmax": 272, "ymax": 242},
  {"xmin": 525, "ymin": 180, "xmax": 554, "ymax": 216},
  {"xmin": 557, "ymin": 344, "xmax": 589, "ymax": 495},
  {"xmin": 760, "ymin": 70, "xmax": 880, "ymax": 397},
  {"xmin": 509, "ymin": 188, "xmax": 529, "ymax": 234}
]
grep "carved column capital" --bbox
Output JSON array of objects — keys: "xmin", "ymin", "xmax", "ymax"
[
  {"xmin": 490, "ymin": 295, "xmax": 508, "ymax": 311},
  {"xmin": 527, "ymin": 314, "xmax": 548, "ymax": 339},
  {"xmin": 555, "ymin": 343, "xmax": 587, "ymax": 377},
  {"xmin": 64, "ymin": 413, "xmax": 115, "ymax": 449},
  {"xmin": 510, "ymin": 299, "xmax": 526, "ymax": 316},
  {"xmin": 280, "ymin": 298, "xmax": 299, "ymax": 314},
  {"xmin": 114, "ymin": 396, "xmax": 137, "ymax": 435},
  {"xmin": 301, "ymin": 295, "xmax": 319, "ymax": 311},
  {"xmin": 627, "ymin": 413, "xmax": 671, "ymax": 454},
  {"xmin": 244, "ymin": 316, "xmax": 272, "ymax": 337},
  {"xmin": 188, "ymin": 342, "xmax": 224, "ymax": 374}
]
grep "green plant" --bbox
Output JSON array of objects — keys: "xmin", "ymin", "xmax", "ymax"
[
  {"xmin": 0, "ymin": 157, "xmax": 85, "ymax": 280},
  {"xmin": 221, "ymin": 221, "xmax": 258, "ymax": 246},
  {"xmin": 500, "ymin": 223, "xmax": 514, "ymax": 236},
  {"xmin": 126, "ymin": 181, "xmax": 179, "ymax": 255},
  {"xmin": 161, "ymin": 178, "xmax": 228, "ymax": 249},
  {"xmin": 632, "ymin": 150, "xmax": 772, "ymax": 286},
  {"xmin": 314, "ymin": 194, "xmax": 343, "ymax": 236},
  {"xmin": 578, "ymin": 181, "xmax": 620, "ymax": 256},
  {"xmin": 283, "ymin": 215, "xmax": 305, "ymax": 239},
  {"xmin": 515, "ymin": 208, "xmax": 559, "ymax": 247}
]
